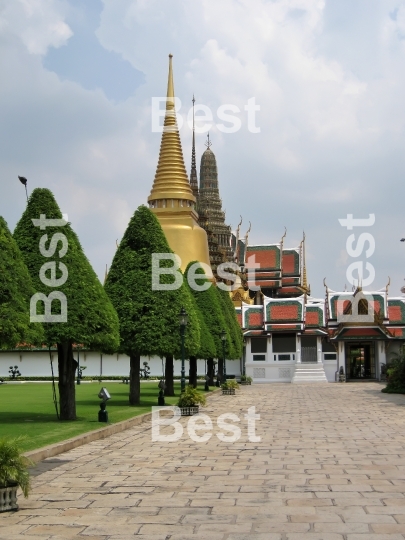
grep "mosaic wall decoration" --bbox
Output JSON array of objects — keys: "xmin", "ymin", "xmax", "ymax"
[
  {"xmin": 265, "ymin": 300, "xmax": 303, "ymax": 322},
  {"xmin": 279, "ymin": 368, "xmax": 291, "ymax": 379},
  {"xmin": 282, "ymin": 249, "xmax": 300, "ymax": 276},
  {"xmin": 253, "ymin": 368, "xmax": 266, "ymax": 379},
  {"xmin": 246, "ymin": 245, "xmax": 281, "ymax": 271},
  {"xmin": 305, "ymin": 307, "xmax": 324, "ymax": 326},
  {"xmin": 388, "ymin": 300, "xmax": 405, "ymax": 324}
]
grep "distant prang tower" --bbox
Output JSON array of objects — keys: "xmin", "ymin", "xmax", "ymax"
[{"xmin": 189, "ymin": 106, "xmax": 233, "ymax": 275}]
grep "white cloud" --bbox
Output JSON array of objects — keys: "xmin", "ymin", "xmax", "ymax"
[
  {"xmin": 1, "ymin": 0, "xmax": 405, "ymax": 296},
  {"xmin": 0, "ymin": 0, "xmax": 72, "ymax": 55}
]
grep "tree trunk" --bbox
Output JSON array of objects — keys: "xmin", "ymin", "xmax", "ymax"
[
  {"xmin": 57, "ymin": 341, "xmax": 77, "ymax": 420},
  {"xmin": 129, "ymin": 353, "xmax": 141, "ymax": 405},
  {"xmin": 189, "ymin": 356, "xmax": 197, "ymax": 388},
  {"xmin": 217, "ymin": 357, "xmax": 224, "ymax": 383},
  {"xmin": 207, "ymin": 358, "xmax": 215, "ymax": 386},
  {"xmin": 164, "ymin": 354, "xmax": 175, "ymax": 396}
]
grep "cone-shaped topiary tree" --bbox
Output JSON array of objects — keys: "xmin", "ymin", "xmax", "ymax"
[
  {"xmin": 104, "ymin": 205, "xmax": 200, "ymax": 401},
  {"xmin": 184, "ymin": 262, "xmax": 216, "ymax": 387},
  {"xmin": 0, "ymin": 216, "xmax": 45, "ymax": 349},
  {"xmin": 184, "ymin": 261, "xmax": 228, "ymax": 383},
  {"xmin": 215, "ymin": 285, "xmax": 243, "ymax": 362},
  {"xmin": 13, "ymin": 189, "xmax": 120, "ymax": 420}
]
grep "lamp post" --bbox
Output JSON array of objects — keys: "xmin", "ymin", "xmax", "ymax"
[
  {"xmin": 77, "ymin": 349, "xmax": 80, "ymax": 385},
  {"xmin": 179, "ymin": 307, "xmax": 188, "ymax": 394},
  {"xmin": 221, "ymin": 330, "xmax": 227, "ymax": 382}
]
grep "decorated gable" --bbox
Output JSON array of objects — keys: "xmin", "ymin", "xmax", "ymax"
[
  {"xmin": 282, "ymin": 249, "xmax": 300, "ymax": 277},
  {"xmin": 329, "ymin": 292, "xmax": 386, "ymax": 320},
  {"xmin": 305, "ymin": 305, "xmax": 325, "ymax": 327},
  {"xmin": 264, "ymin": 297, "xmax": 304, "ymax": 323},
  {"xmin": 242, "ymin": 304, "xmax": 264, "ymax": 329},
  {"xmin": 245, "ymin": 244, "xmax": 281, "ymax": 272},
  {"xmin": 388, "ymin": 299, "xmax": 405, "ymax": 324}
]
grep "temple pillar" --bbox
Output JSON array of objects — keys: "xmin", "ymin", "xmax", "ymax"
[
  {"xmin": 317, "ymin": 336, "xmax": 322, "ymax": 363},
  {"xmin": 378, "ymin": 341, "xmax": 386, "ymax": 381},
  {"xmin": 268, "ymin": 335, "xmax": 272, "ymax": 362},
  {"xmin": 296, "ymin": 334, "xmax": 301, "ymax": 363},
  {"xmin": 338, "ymin": 341, "xmax": 345, "ymax": 372}
]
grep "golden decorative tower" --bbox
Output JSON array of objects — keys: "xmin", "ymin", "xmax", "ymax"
[{"xmin": 147, "ymin": 55, "xmax": 211, "ymax": 272}]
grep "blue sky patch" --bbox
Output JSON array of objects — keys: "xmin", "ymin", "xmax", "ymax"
[{"xmin": 43, "ymin": 0, "xmax": 144, "ymax": 101}]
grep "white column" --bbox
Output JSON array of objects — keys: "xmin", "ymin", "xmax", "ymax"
[
  {"xmin": 378, "ymin": 341, "xmax": 386, "ymax": 381},
  {"xmin": 267, "ymin": 335, "xmax": 272, "ymax": 362},
  {"xmin": 317, "ymin": 336, "xmax": 322, "ymax": 363},
  {"xmin": 296, "ymin": 334, "xmax": 301, "ymax": 363},
  {"xmin": 338, "ymin": 341, "xmax": 345, "ymax": 371}
]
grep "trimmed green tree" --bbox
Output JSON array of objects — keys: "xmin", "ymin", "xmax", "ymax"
[
  {"xmin": 104, "ymin": 205, "xmax": 200, "ymax": 402},
  {"xmin": 184, "ymin": 262, "xmax": 227, "ymax": 384},
  {"xmin": 215, "ymin": 285, "xmax": 243, "ymax": 362},
  {"xmin": 13, "ymin": 188, "xmax": 120, "ymax": 420},
  {"xmin": 184, "ymin": 262, "xmax": 216, "ymax": 387},
  {"xmin": 0, "ymin": 216, "xmax": 44, "ymax": 349}
]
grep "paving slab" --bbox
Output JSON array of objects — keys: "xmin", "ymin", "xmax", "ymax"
[{"xmin": 2, "ymin": 383, "xmax": 405, "ymax": 538}]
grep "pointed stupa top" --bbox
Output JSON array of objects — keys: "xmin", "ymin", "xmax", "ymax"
[
  {"xmin": 189, "ymin": 95, "xmax": 199, "ymax": 199},
  {"xmin": 199, "ymin": 133, "xmax": 218, "ymax": 192},
  {"xmin": 148, "ymin": 55, "xmax": 195, "ymax": 205}
]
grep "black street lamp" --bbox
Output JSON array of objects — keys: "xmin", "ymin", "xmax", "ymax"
[
  {"xmin": 221, "ymin": 330, "xmax": 227, "ymax": 382},
  {"xmin": 77, "ymin": 349, "xmax": 81, "ymax": 385},
  {"xmin": 179, "ymin": 307, "xmax": 188, "ymax": 393}
]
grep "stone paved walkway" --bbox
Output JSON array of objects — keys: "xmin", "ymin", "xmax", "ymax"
[{"xmin": 2, "ymin": 383, "xmax": 405, "ymax": 540}]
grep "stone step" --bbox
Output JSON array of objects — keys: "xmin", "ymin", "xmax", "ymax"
[{"xmin": 292, "ymin": 362, "xmax": 328, "ymax": 383}]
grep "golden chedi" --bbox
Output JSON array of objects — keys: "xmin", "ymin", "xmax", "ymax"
[{"xmin": 148, "ymin": 55, "xmax": 211, "ymax": 272}]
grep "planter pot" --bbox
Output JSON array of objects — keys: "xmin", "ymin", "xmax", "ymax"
[
  {"xmin": 240, "ymin": 381, "xmax": 251, "ymax": 385},
  {"xmin": 177, "ymin": 406, "xmax": 199, "ymax": 416},
  {"xmin": 222, "ymin": 388, "xmax": 236, "ymax": 395},
  {"xmin": 0, "ymin": 482, "xmax": 19, "ymax": 512}
]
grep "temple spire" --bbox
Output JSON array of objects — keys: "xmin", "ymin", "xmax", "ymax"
[
  {"xmin": 189, "ymin": 95, "xmax": 199, "ymax": 199},
  {"xmin": 147, "ymin": 54, "xmax": 195, "ymax": 204},
  {"xmin": 147, "ymin": 55, "xmax": 211, "ymax": 273}
]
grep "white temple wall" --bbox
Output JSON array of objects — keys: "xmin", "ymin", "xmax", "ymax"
[{"xmin": 0, "ymin": 351, "xmax": 241, "ymax": 378}]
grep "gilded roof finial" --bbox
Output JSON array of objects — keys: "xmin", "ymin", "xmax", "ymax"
[
  {"xmin": 280, "ymin": 226, "xmax": 287, "ymax": 248},
  {"xmin": 243, "ymin": 221, "xmax": 252, "ymax": 265},
  {"xmin": 234, "ymin": 215, "xmax": 243, "ymax": 262},
  {"xmin": 302, "ymin": 231, "xmax": 308, "ymax": 293}
]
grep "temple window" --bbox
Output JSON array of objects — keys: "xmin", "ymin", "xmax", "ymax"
[
  {"xmin": 343, "ymin": 301, "xmax": 352, "ymax": 315},
  {"xmin": 358, "ymin": 299, "xmax": 369, "ymax": 315}
]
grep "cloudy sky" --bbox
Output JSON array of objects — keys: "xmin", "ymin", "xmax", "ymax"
[{"xmin": 1, "ymin": 0, "xmax": 405, "ymax": 298}]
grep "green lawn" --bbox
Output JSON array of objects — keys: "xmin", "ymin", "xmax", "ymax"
[{"xmin": 0, "ymin": 381, "xmax": 210, "ymax": 452}]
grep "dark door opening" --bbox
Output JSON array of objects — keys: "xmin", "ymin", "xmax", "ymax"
[{"xmin": 345, "ymin": 343, "xmax": 376, "ymax": 379}]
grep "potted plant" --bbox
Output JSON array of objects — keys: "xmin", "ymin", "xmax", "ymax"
[
  {"xmin": 0, "ymin": 437, "xmax": 32, "ymax": 512},
  {"xmin": 176, "ymin": 386, "xmax": 206, "ymax": 416},
  {"xmin": 221, "ymin": 379, "xmax": 239, "ymax": 395},
  {"xmin": 240, "ymin": 375, "xmax": 252, "ymax": 385}
]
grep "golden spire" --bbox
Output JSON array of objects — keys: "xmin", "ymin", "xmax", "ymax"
[
  {"xmin": 146, "ymin": 54, "xmax": 211, "ymax": 273},
  {"xmin": 148, "ymin": 54, "xmax": 195, "ymax": 205},
  {"xmin": 301, "ymin": 231, "xmax": 310, "ymax": 296}
]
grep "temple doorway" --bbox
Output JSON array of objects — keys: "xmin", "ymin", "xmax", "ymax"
[{"xmin": 345, "ymin": 342, "xmax": 376, "ymax": 380}]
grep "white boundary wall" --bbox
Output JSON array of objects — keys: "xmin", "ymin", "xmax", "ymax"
[{"xmin": 0, "ymin": 351, "xmax": 242, "ymax": 378}]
